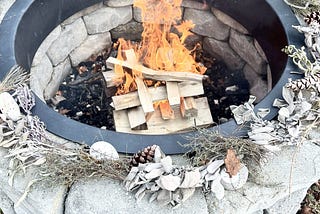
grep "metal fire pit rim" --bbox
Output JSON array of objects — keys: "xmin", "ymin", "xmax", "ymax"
[{"xmin": 0, "ymin": 0, "xmax": 304, "ymax": 154}]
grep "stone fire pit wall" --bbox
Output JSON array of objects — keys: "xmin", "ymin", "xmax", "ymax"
[{"xmin": 30, "ymin": 0, "xmax": 270, "ymax": 103}]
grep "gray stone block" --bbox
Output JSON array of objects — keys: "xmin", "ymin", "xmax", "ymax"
[
  {"xmin": 203, "ymin": 37, "xmax": 245, "ymax": 70},
  {"xmin": 83, "ymin": 6, "xmax": 132, "ymax": 35},
  {"xmin": 44, "ymin": 57, "xmax": 71, "ymax": 100},
  {"xmin": 47, "ymin": 18, "xmax": 87, "ymax": 66},
  {"xmin": 211, "ymin": 7, "xmax": 249, "ymax": 35},
  {"xmin": 70, "ymin": 32, "xmax": 112, "ymax": 67},
  {"xmin": 30, "ymin": 54, "xmax": 53, "ymax": 102},
  {"xmin": 32, "ymin": 25, "xmax": 61, "ymax": 67},
  {"xmin": 104, "ymin": 0, "xmax": 134, "ymax": 7},
  {"xmin": 184, "ymin": 8, "xmax": 230, "ymax": 41},
  {"xmin": 229, "ymin": 29, "xmax": 267, "ymax": 75},
  {"xmin": 61, "ymin": 3, "xmax": 103, "ymax": 26},
  {"xmin": 65, "ymin": 178, "xmax": 208, "ymax": 214},
  {"xmin": 110, "ymin": 20, "xmax": 143, "ymax": 41},
  {"xmin": 182, "ymin": 0, "xmax": 209, "ymax": 10}
]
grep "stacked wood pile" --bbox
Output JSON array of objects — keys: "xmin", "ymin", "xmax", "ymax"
[{"xmin": 103, "ymin": 49, "xmax": 213, "ymax": 134}]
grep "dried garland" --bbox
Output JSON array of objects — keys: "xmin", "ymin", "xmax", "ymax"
[{"xmin": 1, "ymin": 6, "xmax": 320, "ymax": 208}]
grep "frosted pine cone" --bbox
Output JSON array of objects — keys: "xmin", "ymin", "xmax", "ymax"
[
  {"xmin": 286, "ymin": 73, "xmax": 320, "ymax": 92},
  {"xmin": 304, "ymin": 11, "xmax": 320, "ymax": 25},
  {"xmin": 130, "ymin": 145, "xmax": 157, "ymax": 166}
]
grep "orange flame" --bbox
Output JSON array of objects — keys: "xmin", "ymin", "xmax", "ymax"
[{"xmin": 114, "ymin": 0, "xmax": 207, "ymax": 95}]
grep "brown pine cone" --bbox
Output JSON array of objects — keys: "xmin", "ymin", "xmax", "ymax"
[
  {"xmin": 130, "ymin": 145, "xmax": 158, "ymax": 166},
  {"xmin": 304, "ymin": 11, "xmax": 320, "ymax": 25},
  {"xmin": 286, "ymin": 73, "xmax": 320, "ymax": 92}
]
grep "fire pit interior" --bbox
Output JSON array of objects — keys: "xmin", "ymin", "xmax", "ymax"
[
  {"xmin": 0, "ymin": 0, "xmax": 303, "ymax": 153},
  {"xmin": 31, "ymin": 0, "xmax": 269, "ymax": 133}
]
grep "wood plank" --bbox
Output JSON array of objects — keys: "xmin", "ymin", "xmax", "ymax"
[
  {"xmin": 159, "ymin": 100, "xmax": 175, "ymax": 120},
  {"xmin": 127, "ymin": 106, "xmax": 147, "ymax": 129},
  {"xmin": 180, "ymin": 97, "xmax": 198, "ymax": 118},
  {"xmin": 166, "ymin": 82, "xmax": 180, "ymax": 106},
  {"xmin": 113, "ymin": 97, "xmax": 213, "ymax": 134},
  {"xmin": 112, "ymin": 82, "xmax": 203, "ymax": 110},
  {"xmin": 106, "ymin": 57, "xmax": 206, "ymax": 82},
  {"xmin": 135, "ymin": 77, "xmax": 154, "ymax": 113},
  {"xmin": 178, "ymin": 81, "xmax": 204, "ymax": 97}
]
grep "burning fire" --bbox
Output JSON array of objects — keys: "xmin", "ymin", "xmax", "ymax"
[{"xmin": 114, "ymin": 0, "xmax": 207, "ymax": 95}]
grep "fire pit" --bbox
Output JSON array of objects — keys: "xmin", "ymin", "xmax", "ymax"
[{"xmin": 0, "ymin": 0, "xmax": 303, "ymax": 153}]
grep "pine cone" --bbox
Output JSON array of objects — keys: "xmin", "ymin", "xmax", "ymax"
[
  {"xmin": 130, "ymin": 145, "xmax": 157, "ymax": 166},
  {"xmin": 304, "ymin": 11, "xmax": 320, "ymax": 25},
  {"xmin": 286, "ymin": 73, "xmax": 320, "ymax": 92}
]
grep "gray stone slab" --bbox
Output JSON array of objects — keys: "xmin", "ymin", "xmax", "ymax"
[
  {"xmin": 211, "ymin": 7, "xmax": 249, "ymax": 35},
  {"xmin": 110, "ymin": 20, "xmax": 143, "ymax": 41},
  {"xmin": 70, "ymin": 32, "xmax": 112, "ymax": 67},
  {"xmin": 265, "ymin": 188, "xmax": 308, "ymax": 214},
  {"xmin": 104, "ymin": 0, "xmax": 134, "ymax": 7},
  {"xmin": 203, "ymin": 37, "xmax": 245, "ymax": 70},
  {"xmin": 30, "ymin": 54, "xmax": 53, "ymax": 102},
  {"xmin": 184, "ymin": 8, "xmax": 230, "ymax": 41},
  {"xmin": 252, "ymin": 142, "xmax": 320, "ymax": 189},
  {"xmin": 83, "ymin": 6, "xmax": 132, "ymax": 35},
  {"xmin": 47, "ymin": 19, "xmax": 87, "ymax": 66},
  {"xmin": 65, "ymin": 178, "xmax": 208, "ymax": 214},
  {"xmin": 229, "ymin": 29, "xmax": 267, "ymax": 75},
  {"xmin": 182, "ymin": 0, "xmax": 209, "ymax": 10},
  {"xmin": 44, "ymin": 57, "xmax": 71, "ymax": 100},
  {"xmin": 32, "ymin": 25, "xmax": 61, "ymax": 67},
  {"xmin": 61, "ymin": 3, "xmax": 103, "ymax": 26}
]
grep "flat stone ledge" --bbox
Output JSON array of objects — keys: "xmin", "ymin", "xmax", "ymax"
[{"xmin": 65, "ymin": 178, "xmax": 208, "ymax": 214}]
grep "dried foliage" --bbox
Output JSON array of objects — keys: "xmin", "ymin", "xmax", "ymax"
[
  {"xmin": 182, "ymin": 128, "xmax": 267, "ymax": 167},
  {"xmin": 284, "ymin": 0, "xmax": 320, "ymax": 17},
  {"xmin": 0, "ymin": 65, "xmax": 29, "ymax": 93},
  {"xmin": 38, "ymin": 147, "xmax": 130, "ymax": 186}
]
